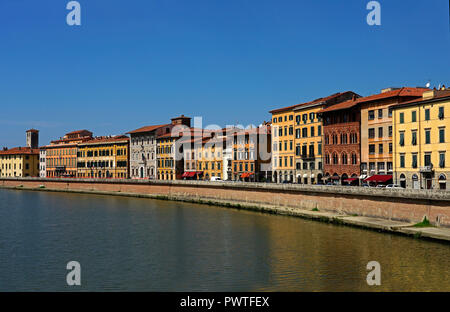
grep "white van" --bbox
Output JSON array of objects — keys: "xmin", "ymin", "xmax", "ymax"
[{"xmin": 210, "ymin": 177, "xmax": 222, "ymax": 182}]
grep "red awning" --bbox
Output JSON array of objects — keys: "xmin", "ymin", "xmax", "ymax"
[
  {"xmin": 182, "ymin": 172, "xmax": 197, "ymax": 178},
  {"xmin": 364, "ymin": 175, "xmax": 393, "ymax": 183},
  {"xmin": 330, "ymin": 176, "xmax": 340, "ymax": 180},
  {"xmin": 241, "ymin": 173, "xmax": 248, "ymax": 178},
  {"xmin": 344, "ymin": 178, "xmax": 358, "ymax": 182}
]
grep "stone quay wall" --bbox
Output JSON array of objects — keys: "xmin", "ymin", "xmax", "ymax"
[{"xmin": 1, "ymin": 178, "xmax": 450, "ymax": 227}]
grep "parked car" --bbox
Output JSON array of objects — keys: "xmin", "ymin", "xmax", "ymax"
[{"xmin": 386, "ymin": 184, "xmax": 403, "ymax": 189}]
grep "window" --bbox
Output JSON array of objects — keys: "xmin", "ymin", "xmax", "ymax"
[
  {"xmin": 369, "ymin": 144, "xmax": 375, "ymax": 155},
  {"xmin": 439, "ymin": 107, "xmax": 444, "ymax": 119},
  {"xmin": 377, "ymin": 162, "xmax": 385, "ymax": 172},
  {"xmin": 378, "ymin": 127, "xmax": 383, "ymax": 138},
  {"xmin": 439, "ymin": 128, "xmax": 445, "ymax": 143},
  {"xmin": 440, "ymin": 153, "xmax": 446, "ymax": 168},
  {"xmin": 296, "ymin": 129, "xmax": 300, "ymax": 139},
  {"xmin": 368, "ymin": 128, "xmax": 375, "ymax": 139},
  {"xmin": 351, "ymin": 153, "xmax": 357, "ymax": 165},
  {"xmin": 388, "ymin": 107, "xmax": 393, "ymax": 117},
  {"xmin": 341, "ymin": 133, "xmax": 347, "ymax": 144},
  {"xmin": 342, "ymin": 153, "xmax": 348, "ymax": 165},
  {"xmin": 400, "ymin": 154, "xmax": 405, "ymax": 168},
  {"xmin": 411, "ymin": 131, "xmax": 417, "ymax": 146},
  {"xmin": 318, "ymin": 125, "xmax": 322, "ymax": 136},
  {"xmin": 295, "ymin": 145, "xmax": 301, "ymax": 156},
  {"xmin": 425, "ymin": 129, "xmax": 431, "ymax": 144},
  {"xmin": 318, "ymin": 143, "xmax": 322, "ymax": 155},
  {"xmin": 378, "ymin": 109, "xmax": 383, "ymax": 119},
  {"xmin": 310, "ymin": 126, "xmax": 315, "ymax": 137},
  {"xmin": 378, "ymin": 144, "xmax": 383, "ymax": 154},
  {"xmin": 332, "ymin": 153, "xmax": 338, "ymax": 165},
  {"xmin": 389, "ymin": 143, "xmax": 393, "ymax": 154},
  {"xmin": 368, "ymin": 110, "xmax": 375, "ymax": 120},
  {"xmin": 399, "ymin": 112, "xmax": 404, "ymax": 124},
  {"xmin": 424, "ymin": 154, "xmax": 432, "ymax": 166},
  {"xmin": 302, "ymin": 128, "xmax": 308, "ymax": 138},
  {"xmin": 399, "ymin": 132, "xmax": 405, "ymax": 146},
  {"xmin": 412, "ymin": 154, "xmax": 418, "ymax": 168},
  {"xmin": 388, "ymin": 126, "xmax": 392, "ymax": 137},
  {"xmin": 425, "ymin": 109, "xmax": 430, "ymax": 121},
  {"xmin": 411, "ymin": 111, "xmax": 417, "ymax": 122}
]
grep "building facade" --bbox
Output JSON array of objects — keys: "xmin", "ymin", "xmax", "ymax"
[
  {"xmin": 157, "ymin": 115, "xmax": 192, "ymax": 180},
  {"xmin": 359, "ymin": 87, "xmax": 428, "ymax": 181},
  {"xmin": 231, "ymin": 123, "xmax": 271, "ymax": 182},
  {"xmin": 0, "ymin": 147, "xmax": 39, "ymax": 177},
  {"xmin": 270, "ymin": 92, "xmax": 357, "ymax": 184},
  {"xmin": 319, "ymin": 97, "xmax": 362, "ymax": 184},
  {"xmin": 77, "ymin": 135, "xmax": 130, "ymax": 179},
  {"xmin": 0, "ymin": 129, "xmax": 40, "ymax": 178},
  {"xmin": 127, "ymin": 124, "xmax": 172, "ymax": 179},
  {"xmin": 43, "ymin": 130, "xmax": 93, "ymax": 178},
  {"xmin": 393, "ymin": 89, "xmax": 450, "ymax": 190},
  {"xmin": 39, "ymin": 149, "xmax": 46, "ymax": 178}
]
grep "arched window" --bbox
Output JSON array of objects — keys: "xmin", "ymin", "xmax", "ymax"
[
  {"xmin": 350, "ymin": 132, "xmax": 358, "ymax": 144},
  {"xmin": 332, "ymin": 134, "xmax": 338, "ymax": 144},
  {"xmin": 325, "ymin": 153, "xmax": 330, "ymax": 164},
  {"xmin": 332, "ymin": 153, "xmax": 339, "ymax": 165},
  {"xmin": 342, "ymin": 153, "xmax": 348, "ymax": 165},
  {"xmin": 351, "ymin": 153, "xmax": 357, "ymax": 165},
  {"xmin": 325, "ymin": 135, "xmax": 329, "ymax": 144},
  {"xmin": 439, "ymin": 174, "xmax": 447, "ymax": 190},
  {"xmin": 341, "ymin": 133, "xmax": 348, "ymax": 144}
]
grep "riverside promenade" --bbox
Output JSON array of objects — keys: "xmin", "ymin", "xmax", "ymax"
[{"xmin": 1, "ymin": 177, "xmax": 450, "ymax": 243}]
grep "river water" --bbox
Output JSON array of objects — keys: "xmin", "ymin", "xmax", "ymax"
[{"xmin": 0, "ymin": 188, "xmax": 449, "ymax": 291}]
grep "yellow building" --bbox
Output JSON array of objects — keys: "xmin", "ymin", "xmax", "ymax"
[
  {"xmin": 0, "ymin": 147, "xmax": 39, "ymax": 177},
  {"xmin": 77, "ymin": 135, "xmax": 130, "ymax": 179},
  {"xmin": 270, "ymin": 106, "xmax": 295, "ymax": 183},
  {"xmin": 270, "ymin": 92, "xmax": 356, "ymax": 184},
  {"xmin": 195, "ymin": 136, "xmax": 224, "ymax": 180},
  {"xmin": 393, "ymin": 89, "xmax": 450, "ymax": 190}
]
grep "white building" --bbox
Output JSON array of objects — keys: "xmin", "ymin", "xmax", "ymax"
[{"xmin": 39, "ymin": 149, "xmax": 46, "ymax": 178}]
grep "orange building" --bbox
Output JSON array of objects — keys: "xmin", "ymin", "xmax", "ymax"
[
  {"xmin": 43, "ymin": 130, "xmax": 93, "ymax": 178},
  {"xmin": 231, "ymin": 123, "xmax": 272, "ymax": 182}
]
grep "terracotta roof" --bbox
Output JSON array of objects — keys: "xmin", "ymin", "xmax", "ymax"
[
  {"xmin": 158, "ymin": 128, "xmax": 212, "ymax": 139},
  {"xmin": 392, "ymin": 92, "xmax": 450, "ymax": 109},
  {"xmin": 318, "ymin": 98, "xmax": 361, "ymax": 113},
  {"xmin": 269, "ymin": 92, "xmax": 357, "ymax": 114},
  {"xmin": 127, "ymin": 124, "xmax": 170, "ymax": 134},
  {"xmin": 66, "ymin": 129, "xmax": 92, "ymax": 135},
  {"xmin": 357, "ymin": 87, "xmax": 429, "ymax": 104},
  {"xmin": 0, "ymin": 147, "xmax": 39, "ymax": 155},
  {"xmin": 78, "ymin": 135, "xmax": 129, "ymax": 145}
]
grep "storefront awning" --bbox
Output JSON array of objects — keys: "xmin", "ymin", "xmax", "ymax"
[
  {"xmin": 330, "ymin": 176, "xmax": 340, "ymax": 180},
  {"xmin": 364, "ymin": 175, "xmax": 393, "ymax": 183},
  {"xmin": 344, "ymin": 178, "xmax": 358, "ymax": 183},
  {"xmin": 182, "ymin": 172, "xmax": 197, "ymax": 178}
]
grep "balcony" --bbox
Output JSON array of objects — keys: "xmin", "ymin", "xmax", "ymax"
[
  {"xmin": 301, "ymin": 154, "xmax": 315, "ymax": 161},
  {"xmin": 419, "ymin": 166, "xmax": 434, "ymax": 173}
]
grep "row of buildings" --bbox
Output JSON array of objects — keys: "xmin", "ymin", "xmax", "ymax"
[{"xmin": 0, "ymin": 86, "xmax": 449, "ymax": 190}]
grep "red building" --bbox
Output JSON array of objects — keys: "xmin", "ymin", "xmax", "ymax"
[{"xmin": 319, "ymin": 96, "xmax": 362, "ymax": 184}]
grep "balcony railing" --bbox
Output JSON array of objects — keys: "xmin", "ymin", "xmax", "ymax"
[{"xmin": 419, "ymin": 166, "xmax": 433, "ymax": 173}]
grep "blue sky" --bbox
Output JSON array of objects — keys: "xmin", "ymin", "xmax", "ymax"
[{"xmin": 0, "ymin": 0, "xmax": 449, "ymax": 147}]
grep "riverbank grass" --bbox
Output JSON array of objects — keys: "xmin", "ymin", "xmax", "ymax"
[{"xmin": 413, "ymin": 216, "xmax": 434, "ymax": 228}]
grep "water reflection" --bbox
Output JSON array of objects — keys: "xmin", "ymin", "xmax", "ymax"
[{"xmin": 0, "ymin": 189, "xmax": 449, "ymax": 291}]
